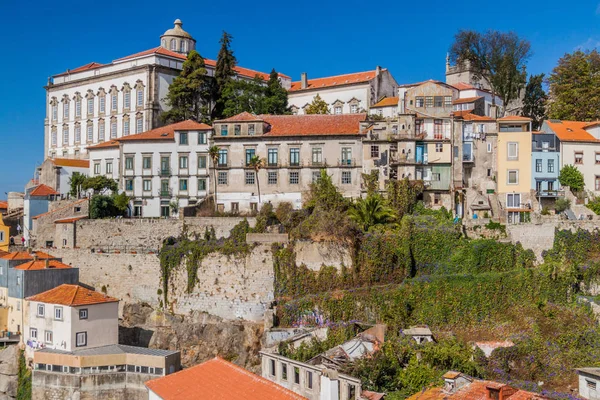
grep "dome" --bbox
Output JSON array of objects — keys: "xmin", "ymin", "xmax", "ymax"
[{"xmin": 161, "ymin": 19, "xmax": 193, "ymax": 39}]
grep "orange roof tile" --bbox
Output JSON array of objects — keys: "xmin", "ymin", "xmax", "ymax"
[
  {"xmin": 0, "ymin": 250, "xmax": 8, "ymax": 258},
  {"xmin": 0, "ymin": 251, "xmax": 54, "ymax": 260},
  {"xmin": 258, "ymin": 113, "xmax": 367, "ymax": 137},
  {"xmin": 546, "ymin": 120, "xmax": 600, "ymax": 143},
  {"xmin": 371, "ymin": 97, "xmax": 399, "ymax": 108},
  {"xmin": 290, "ymin": 70, "xmax": 382, "ymax": 91},
  {"xmin": 145, "ymin": 357, "xmax": 306, "ymax": 400},
  {"xmin": 497, "ymin": 115, "xmax": 532, "ymax": 122},
  {"xmin": 51, "ymin": 158, "xmax": 89, "ymax": 168},
  {"xmin": 14, "ymin": 260, "xmax": 72, "ymax": 271},
  {"xmin": 217, "ymin": 112, "xmax": 264, "ymax": 122},
  {"xmin": 118, "ymin": 120, "xmax": 212, "ymax": 142},
  {"xmin": 398, "ymin": 79, "xmax": 447, "ymax": 88},
  {"xmin": 453, "ymin": 96, "xmax": 482, "ymax": 105},
  {"xmin": 0, "ymin": 201, "xmax": 7, "ymax": 210},
  {"xmin": 584, "ymin": 121, "xmax": 600, "ymax": 129},
  {"xmin": 27, "ymin": 284, "xmax": 118, "ymax": 306},
  {"xmin": 406, "ymin": 379, "xmax": 548, "ymax": 400},
  {"xmin": 114, "ymin": 46, "xmax": 187, "ymax": 62},
  {"xmin": 451, "ymin": 82, "xmax": 477, "ymax": 90},
  {"xmin": 29, "ymin": 184, "xmax": 58, "ymax": 197},
  {"xmin": 86, "ymin": 140, "xmax": 120, "ymax": 150},
  {"xmin": 55, "ymin": 62, "xmax": 106, "ymax": 77},
  {"xmin": 32, "ymin": 199, "xmax": 88, "ymax": 220},
  {"xmin": 54, "ymin": 215, "xmax": 88, "ymax": 224}
]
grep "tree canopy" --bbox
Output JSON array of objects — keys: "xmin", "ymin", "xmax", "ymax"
[
  {"xmin": 214, "ymin": 31, "xmax": 237, "ymax": 119},
  {"xmin": 221, "ymin": 70, "xmax": 290, "ymax": 117},
  {"xmin": 82, "ymin": 175, "xmax": 118, "ymax": 195},
  {"xmin": 547, "ymin": 49, "xmax": 600, "ymax": 121},
  {"xmin": 558, "ymin": 165, "xmax": 585, "ymax": 193},
  {"xmin": 304, "ymin": 94, "xmax": 329, "ymax": 114},
  {"xmin": 521, "ymin": 73, "xmax": 547, "ymax": 130},
  {"xmin": 348, "ymin": 194, "xmax": 395, "ymax": 232},
  {"xmin": 68, "ymin": 172, "xmax": 87, "ymax": 198},
  {"xmin": 449, "ymin": 30, "xmax": 531, "ymax": 113}
]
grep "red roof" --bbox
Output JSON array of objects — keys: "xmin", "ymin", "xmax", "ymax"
[
  {"xmin": 453, "ymin": 96, "xmax": 482, "ymax": 105},
  {"xmin": 51, "ymin": 158, "xmax": 89, "ymax": 168},
  {"xmin": 371, "ymin": 97, "xmax": 399, "ymax": 108},
  {"xmin": 451, "ymin": 82, "xmax": 477, "ymax": 90},
  {"xmin": 406, "ymin": 379, "xmax": 548, "ymax": 400},
  {"xmin": 0, "ymin": 201, "xmax": 7, "ymax": 210},
  {"xmin": 497, "ymin": 115, "xmax": 531, "ymax": 122},
  {"xmin": 14, "ymin": 260, "xmax": 72, "ymax": 271},
  {"xmin": 117, "ymin": 120, "xmax": 212, "ymax": 142},
  {"xmin": 584, "ymin": 121, "xmax": 600, "ymax": 129},
  {"xmin": 54, "ymin": 215, "xmax": 88, "ymax": 224},
  {"xmin": 0, "ymin": 251, "xmax": 54, "ymax": 261},
  {"xmin": 258, "ymin": 113, "xmax": 367, "ymax": 137},
  {"xmin": 546, "ymin": 120, "xmax": 600, "ymax": 143},
  {"xmin": 114, "ymin": 46, "xmax": 187, "ymax": 62},
  {"xmin": 55, "ymin": 62, "xmax": 105, "ymax": 77},
  {"xmin": 290, "ymin": 70, "xmax": 382, "ymax": 91},
  {"xmin": 32, "ymin": 199, "xmax": 88, "ymax": 220},
  {"xmin": 86, "ymin": 140, "xmax": 120, "ymax": 150},
  {"xmin": 217, "ymin": 112, "xmax": 264, "ymax": 122},
  {"xmin": 145, "ymin": 357, "xmax": 306, "ymax": 400},
  {"xmin": 452, "ymin": 110, "xmax": 495, "ymax": 122},
  {"xmin": 29, "ymin": 184, "xmax": 58, "ymax": 197},
  {"xmin": 27, "ymin": 284, "xmax": 118, "ymax": 306}
]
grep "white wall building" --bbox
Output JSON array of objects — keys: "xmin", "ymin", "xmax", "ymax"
[
  {"xmin": 25, "ymin": 284, "xmax": 118, "ymax": 354},
  {"xmin": 87, "ymin": 120, "xmax": 212, "ymax": 217},
  {"xmin": 577, "ymin": 368, "xmax": 600, "ymax": 400}
]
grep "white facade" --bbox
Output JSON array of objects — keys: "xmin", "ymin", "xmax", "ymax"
[
  {"xmin": 561, "ymin": 142, "xmax": 600, "ymax": 194},
  {"xmin": 457, "ymin": 88, "xmax": 504, "ymax": 117},
  {"xmin": 578, "ymin": 369, "xmax": 600, "ymax": 400},
  {"xmin": 290, "ymin": 84, "xmax": 372, "ymax": 115}
]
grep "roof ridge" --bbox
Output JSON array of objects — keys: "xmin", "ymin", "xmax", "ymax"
[
  {"xmin": 32, "ymin": 198, "xmax": 88, "ymax": 220},
  {"xmin": 292, "ymin": 69, "xmax": 379, "ymax": 83},
  {"xmin": 69, "ymin": 285, "xmax": 79, "ymax": 306}
]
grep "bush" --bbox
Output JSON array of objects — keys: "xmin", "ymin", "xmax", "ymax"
[
  {"xmin": 90, "ymin": 195, "xmax": 125, "ymax": 219},
  {"xmin": 555, "ymin": 198, "xmax": 571, "ymax": 213},
  {"xmin": 558, "ymin": 165, "xmax": 585, "ymax": 192},
  {"xmin": 587, "ymin": 195, "xmax": 600, "ymax": 215},
  {"xmin": 541, "ymin": 207, "xmax": 550, "ymax": 215}
]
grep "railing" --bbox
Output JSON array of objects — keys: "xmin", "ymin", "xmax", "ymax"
[
  {"xmin": 338, "ymin": 159, "xmax": 356, "ymax": 167},
  {"xmin": 310, "ymin": 160, "xmax": 327, "ymax": 167},
  {"xmin": 463, "ymin": 154, "xmax": 474, "ymax": 162},
  {"xmin": 391, "ymin": 154, "xmax": 416, "ymax": 164},
  {"xmin": 158, "ymin": 168, "xmax": 171, "ymax": 177},
  {"xmin": 535, "ymin": 189, "xmax": 564, "ymax": 197},
  {"xmin": 216, "ymin": 162, "xmax": 229, "ymax": 168},
  {"xmin": 159, "ymin": 190, "xmax": 172, "ymax": 198}
]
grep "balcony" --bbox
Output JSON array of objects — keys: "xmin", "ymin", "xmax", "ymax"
[
  {"xmin": 535, "ymin": 189, "xmax": 564, "ymax": 198},
  {"xmin": 391, "ymin": 154, "xmax": 416, "ymax": 164},
  {"xmin": 311, "ymin": 159, "xmax": 327, "ymax": 167},
  {"xmin": 159, "ymin": 189, "xmax": 172, "ymax": 198},
  {"xmin": 216, "ymin": 161, "xmax": 229, "ymax": 168},
  {"xmin": 158, "ymin": 168, "xmax": 171, "ymax": 177},
  {"xmin": 338, "ymin": 159, "xmax": 357, "ymax": 167},
  {"xmin": 463, "ymin": 154, "xmax": 474, "ymax": 163}
]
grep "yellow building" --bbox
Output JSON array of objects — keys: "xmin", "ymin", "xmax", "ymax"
[
  {"xmin": 496, "ymin": 116, "xmax": 533, "ymax": 224},
  {"xmin": 0, "ymin": 217, "xmax": 9, "ymax": 252}
]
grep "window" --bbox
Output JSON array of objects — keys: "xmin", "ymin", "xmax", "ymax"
[
  {"xmin": 110, "ymin": 121, "xmax": 117, "ymax": 138},
  {"xmin": 268, "ymin": 148, "xmax": 278, "ymax": 166},
  {"xmin": 170, "ymin": 38, "xmax": 177, "ymax": 50},
  {"xmin": 63, "ymin": 127, "xmax": 69, "ymax": 144},
  {"xmin": 245, "ymin": 148, "xmax": 256, "ymax": 166},
  {"xmin": 507, "ymin": 170, "xmax": 519, "ymax": 185},
  {"xmin": 415, "ymin": 119, "xmax": 423, "ymax": 134},
  {"xmin": 180, "ymin": 132, "xmax": 188, "ymax": 145},
  {"xmin": 425, "ymin": 96, "xmax": 433, "ymax": 107},
  {"xmin": 198, "ymin": 155, "xmax": 207, "ymax": 168},
  {"xmin": 341, "ymin": 171, "xmax": 351, "ymax": 184},
  {"xmin": 106, "ymin": 161, "xmax": 113, "ymax": 174},
  {"xmin": 536, "ymin": 159, "xmax": 542, "ymax": 173},
  {"xmin": 415, "ymin": 97, "xmax": 424, "ymax": 107},
  {"xmin": 306, "ymin": 371, "xmax": 313, "ymax": 389},
  {"xmin": 99, "ymin": 96, "xmax": 106, "ymax": 113},
  {"xmin": 444, "ymin": 96, "xmax": 452, "ymax": 107},
  {"xmin": 179, "ymin": 179, "xmax": 188, "ymax": 191},
  {"xmin": 143, "ymin": 180, "xmax": 151, "ymax": 191},
  {"xmin": 45, "ymin": 331, "xmax": 53, "ymax": 344},
  {"xmin": 218, "ymin": 171, "xmax": 228, "ymax": 185},
  {"xmin": 350, "ymin": 104, "xmax": 358, "ymax": 114},
  {"xmin": 341, "ymin": 147, "xmax": 352, "ymax": 165},
  {"xmin": 432, "ymin": 173, "xmax": 441, "ymax": 181},
  {"xmin": 487, "ymin": 142, "xmax": 492, "ymax": 153},
  {"xmin": 596, "ymin": 153, "xmax": 600, "ymax": 165},
  {"xmin": 124, "ymin": 91, "xmax": 130, "ymax": 109},
  {"xmin": 123, "ymin": 119, "xmax": 130, "ymax": 136},
  {"xmin": 248, "ymin": 124, "xmax": 255, "ymax": 135},
  {"xmin": 268, "ymin": 171, "xmax": 278, "ymax": 185},
  {"xmin": 575, "ymin": 151, "xmax": 583, "ymax": 164},
  {"xmin": 487, "ymin": 168, "xmax": 492, "ymax": 177},
  {"xmin": 143, "ymin": 156, "xmax": 152, "ymax": 169},
  {"xmin": 294, "ymin": 367, "xmax": 300, "ymax": 384},
  {"xmin": 64, "ymin": 101, "xmax": 70, "ymax": 119},
  {"xmin": 434, "ymin": 192, "xmax": 441, "ymax": 205},
  {"xmin": 37, "ymin": 304, "xmax": 45, "ymax": 317},
  {"xmin": 54, "ymin": 307, "xmax": 63, "ymax": 320},
  {"xmin": 30, "ymin": 328, "xmax": 37, "ymax": 339},
  {"xmin": 136, "ymin": 116, "xmax": 143, "ymax": 133},
  {"xmin": 87, "ymin": 98, "xmax": 95, "ymax": 116},
  {"xmin": 289, "ymin": 148, "xmax": 300, "ymax": 166},
  {"xmin": 234, "ymin": 125, "xmax": 241, "ymax": 135},
  {"xmin": 218, "ymin": 149, "xmax": 228, "ymax": 166},
  {"xmin": 507, "ymin": 193, "xmax": 521, "ymax": 208},
  {"xmin": 507, "ymin": 142, "xmax": 518, "ymax": 159},
  {"xmin": 245, "ymin": 171, "xmax": 255, "ymax": 185},
  {"xmin": 587, "ymin": 380, "xmax": 597, "ymax": 391},
  {"xmin": 334, "ymin": 106, "xmax": 342, "ymax": 115},
  {"xmin": 75, "ymin": 99, "xmax": 81, "ymax": 117},
  {"xmin": 221, "ymin": 125, "xmax": 228, "ymax": 136},
  {"xmin": 137, "ymin": 89, "xmax": 144, "ymax": 107},
  {"xmin": 434, "ymin": 96, "xmax": 443, "ymax": 107},
  {"xmin": 125, "ymin": 157, "xmax": 134, "ymax": 170},
  {"xmin": 198, "ymin": 131, "xmax": 207, "ymax": 144},
  {"xmin": 179, "ymin": 156, "xmax": 188, "ymax": 169},
  {"xmin": 51, "ymin": 128, "xmax": 57, "ymax": 146},
  {"xmin": 596, "ymin": 176, "xmax": 600, "ymax": 191},
  {"xmin": 434, "ymin": 119, "xmax": 443, "ymax": 138},
  {"xmin": 75, "ymin": 124, "xmax": 81, "ymax": 143},
  {"xmin": 111, "ymin": 94, "xmax": 117, "ymax": 111},
  {"xmin": 371, "ymin": 145, "xmax": 380, "ymax": 158},
  {"xmin": 435, "ymin": 143, "xmax": 443, "ymax": 153},
  {"xmin": 94, "ymin": 163, "xmax": 100, "ymax": 174},
  {"xmin": 289, "ymin": 171, "xmax": 299, "ymax": 184},
  {"xmin": 76, "ymin": 332, "xmax": 87, "ymax": 347},
  {"xmin": 87, "ymin": 125, "xmax": 93, "ymax": 142},
  {"xmin": 99, "ymin": 121, "xmax": 105, "ymax": 140},
  {"xmin": 16, "ymin": 300, "xmax": 20, "ymax": 310},
  {"xmin": 348, "ymin": 384, "xmax": 356, "ymax": 399},
  {"xmin": 52, "ymin": 104, "xmax": 58, "ymax": 120},
  {"xmin": 312, "ymin": 148, "xmax": 323, "ymax": 165},
  {"xmin": 198, "ymin": 178, "xmax": 207, "ymax": 191},
  {"xmin": 269, "ymin": 359, "xmax": 276, "ymax": 376},
  {"xmin": 312, "ymin": 171, "xmax": 320, "ymax": 183},
  {"xmin": 125, "ymin": 179, "xmax": 133, "ymax": 191},
  {"xmin": 282, "ymin": 363, "xmax": 288, "ymax": 381}
]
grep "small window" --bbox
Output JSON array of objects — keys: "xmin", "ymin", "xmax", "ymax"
[
  {"xmin": 54, "ymin": 307, "xmax": 63, "ymax": 321},
  {"xmin": 548, "ymin": 159, "xmax": 555, "ymax": 173},
  {"xmin": 434, "ymin": 192, "xmax": 441, "ymax": 205},
  {"xmin": 536, "ymin": 159, "xmax": 542, "ymax": 173},
  {"xmin": 507, "ymin": 142, "xmax": 518, "ymax": 159},
  {"xmin": 94, "ymin": 163, "xmax": 101, "ymax": 174},
  {"xmin": 179, "ymin": 179, "xmax": 188, "ymax": 191},
  {"xmin": 125, "ymin": 157, "xmax": 134, "ymax": 170},
  {"xmin": 595, "ymin": 153, "xmax": 600, "ymax": 165},
  {"xmin": 234, "ymin": 125, "xmax": 241, "ymax": 135},
  {"xmin": 289, "ymin": 171, "xmax": 300, "ymax": 185},
  {"xmin": 371, "ymin": 145, "xmax": 380, "ymax": 158},
  {"xmin": 306, "ymin": 371, "xmax": 313, "ymax": 389},
  {"xmin": 220, "ymin": 125, "xmax": 228, "ymax": 136},
  {"xmin": 143, "ymin": 180, "xmax": 152, "ymax": 191},
  {"xmin": 312, "ymin": 171, "xmax": 320, "ymax": 183},
  {"xmin": 179, "ymin": 156, "xmax": 188, "ymax": 169},
  {"xmin": 334, "ymin": 106, "xmax": 342, "ymax": 115},
  {"xmin": 281, "ymin": 363, "xmax": 288, "ymax": 381},
  {"xmin": 30, "ymin": 328, "xmax": 37, "ymax": 339},
  {"xmin": 45, "ymin": 331, "xmax": 53, "ymax": 344},
  {"xmin": 348, "ymin": 384, "xmax": 356, "ymax": 399},
  {"xmin": 294, "ymin": 367, "xmax": 300, "ymax": 384},
  {"xmin": 487, "ymin": 168, "xmax": 492, "ymax": 177},
  {"xmin": 587, "ymin": 380, "xmax": 597, "ymax": 390},
  {"xmin": 248, "ymin": 124, "xmax": 255, "ymax": 135},
  {"xmin": 76, "ymin": 332, "xmax": 87, "ymax": 347},
  {"xmin": 37, "ymin": 304, "xmax": 45, "ymax": 317},
  {"xmin": 143, "ymin": 156, "xmax": 152, "ymax": 169},
  {"xmin": 425, "ymin": 96, "xmax": 433, "ymax": 107},
  {"xmin": 106, "ymin": 162, "xmax": 113, "ymax": 174},
  {"xmin": 269, "ymin": 359, "xmax": 276, "ymax": 376},
  {"xmin": 350, "ymin": 104, "xmax": 358, "ymax": 114},
  {"xmin": 268, "ymin": 171, "xmax": 278, "ymax": 185},
  {"xmin": 434, "ymin": 96, "xmax": 443, "ymax": 107},
  {"xmin": 218, "ymin": 171, "xmax": 228, "ymax": 185},
  {"xmin": 415, "ymin": 97, "xmax": 424, "ymax": 107},
  {"xmin": 575, "ymin": 151, "xmax": 583, "ymax": 164},
  {"xmin": 198, "ymin": 131, "xmax": 207, "ymax": 144},
  {"xmin": 180, "ymin": 132, "xmax": 188, "ymax": 145},
  {"xmin": 341, "ymin": 171, "xmax": 351, "ymax": 185},
  {"xmin": 507, "ymin": 170, "xmax": 519, "ymax": 185},
  {"xmin": 444, "ymin": 96, "xmax": 452, "ymax": 107},
  {"xmin": 436, "ymin": 143, "xmax": 443, "ymax": 152},
  {"xmin": 198, "ymin": 178, "xmax": 207, "ymax": 191},
  {"xmin": 198, "ymin": 155, "xmax": 207, "ymax": 168},
  {"xmin": 125, "ymin": 179, "xmax": 133, "ymax": 191},
  {"xmin": 16, "ymin": 301, "xmax": 20, "ymax": 311},
  {"xmin": 487, "ymin": 142, "xmax": 492, "ymax": 153},
  {"xmin": 245, "ymin": 172, "xmax": 255, "ymax": 185}
]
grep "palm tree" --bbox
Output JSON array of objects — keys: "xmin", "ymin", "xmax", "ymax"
[
  {"xmin": 348, "ymin": 194, "xmax": 395, "ymax": 232},
  {"xmin": 208, "ymin": 145, "xmax": 220, "ymax": 213},
  {"xmin": 247, "ymin": 155, "xmax": 265, "ymax": 206}
]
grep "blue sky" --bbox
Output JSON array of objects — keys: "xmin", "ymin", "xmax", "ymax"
[{"xmin": 0, "ymin": 0, "xmax": 599, "ymax": 194}]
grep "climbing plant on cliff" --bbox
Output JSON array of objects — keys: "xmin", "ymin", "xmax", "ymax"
[{"xmin": 17, "ymin": 350, "xmax": 30, "ymax": 400}]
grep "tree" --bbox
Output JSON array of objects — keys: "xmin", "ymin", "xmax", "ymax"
[
  {"xmin": 162, "ymin": 50, "xmax": 212, "ymax": 123},
  {"xmin": 247, "ymin": 155, "xmax": 265, "ymax": 205},
  {"xmin": 558, "ymin": 165, "xmax": 585, "ymax": 192},
  {"xmin": 348, "ymin": 194, "xmax": 395, "ymax": 231},
  {"xmin": 214, "ymin": 31, "xmax": 237, "ymax": 119},
  {"xmin": 521, "ymin": 73, "xmax": 547, "ymax": 130},
  {"xmin": 547, "ymin": 49, "xmax": 600, "ymax": 121},
  {"xmin": 89, "ymin": 195, "xmax": 125, "ymax": 219},
  {"xmin": 387, "ymin": 178, "xmax": 424, "ymax": 220},
  {"xmin": 208, "ymin": 145, "xmax": 220, "ymax": 213},
  {"xmin": 113, "ymin": 192, "xmax": 131, "ymax": 215},
  {"xmin": 82, "ymin": 176, "xmax": 118, "ymax": 195},
  {"xmin": 264, "ymin": 69, "xmax": 289, "ymax": 114},
  {"xmin": 304, "ymin": 94, "xmax": 329, "ymax": 114},
  {"xmin": 449, "ymin": 30, "xmax": 531, "ymax": 113},
  {"xmin": 222, "ymin": 76, "xmax": 267, "ymax": 117},
  {"xmin": 68, "ymin": 172, "xmax": 86, "ymax": 198}
]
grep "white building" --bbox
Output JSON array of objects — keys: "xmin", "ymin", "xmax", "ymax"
[
  {"xmin": 36, "ymin": 158, "xmax": 90, "ymax": 197},
  {"xmin": 452, "ymin": 82, "xmax": 504, "ymax": 118},
  {"xmin": 288, "ymin": 68, "xmax": 398, "ymax": 115},
  {"xmin": 44, "ymin": 19, "xmax": 289, "ymax": 160},
  {"xmin": 25, "ymin": 284, "xmax": 118, "ymax": 354},
  {"xmin": 577, "ymin": 368, "xmax": 600, "ymax": 400},
  {"xmin": 87, "ymin": 120, "xmax": 212, "ymax": 217}
]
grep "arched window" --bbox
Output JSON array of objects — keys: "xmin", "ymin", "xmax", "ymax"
[
  {"xmin": 170, "ymin": 39, "xmax": 176, "ymax": 51},
  {"xmin": 162, "ymin": 39, "xmax": 166, "ymax": 48},
  {"xmin": 180, "ymin": 40, "xmax": 186, "ymax": 53}
]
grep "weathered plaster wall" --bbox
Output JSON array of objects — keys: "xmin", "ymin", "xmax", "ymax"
[{"xmin": 294, "ymin": 240, "xmax": 353, "ymax": 271}]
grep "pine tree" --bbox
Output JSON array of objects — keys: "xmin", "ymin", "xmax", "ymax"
[
  {"xmin": 162, "ymin": 50, "xmax": 211, "ymax": 123},
  {"xmin": 264, "ymin": 69, "xmax": 289, "ymax": 114},
  {"xmin": 305, "ymin": 94, "xmax": 329, "ymax": 114},
  {"xmin": 214, "ymin": 31, "xmax": 237, "ymax": 119},
  {"xmin": 222, "ymin": 76, "xmax": 267, "ymax": 117},
  {"xmin": 522, "ymin": 73, "xmax": 547, "ymax": 130}
]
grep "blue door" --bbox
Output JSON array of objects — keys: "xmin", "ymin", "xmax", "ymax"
[{"xmin": 416, "ymin": 145, "xmax": 424, "ymax": 163}]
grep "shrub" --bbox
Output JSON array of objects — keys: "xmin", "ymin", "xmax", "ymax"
[
  {"xmin": 558, "ymin": 165, "xmax": 585, "ymax": 192},
  {"xmin": 587, "ymin": 194, "xmax": 600, "ymax": 215},
  {"xmin": 541, "ymin": 207, "xmax": 550, "ymax": 215},
  {"xmin": 555, "ymin": 198, "xmax": 571, "ymax": 213}
]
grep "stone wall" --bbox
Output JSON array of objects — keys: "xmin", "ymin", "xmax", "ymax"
[
  {"xmin": 0, "ymin": 346, "xmax": 18, "ymax": 400},
  {"xmin": 294, "ymin": 240, "xmax": 353, "ymax": 271},
  {"xmin": 32, "ymin": 198, "xmax": 89, "ymax": 249}
]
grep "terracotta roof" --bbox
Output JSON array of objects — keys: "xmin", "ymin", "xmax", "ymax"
[
  {"xmin": 0, "ymin": 251, "xmax": 54, "ymax": 260},
  {"xmin": 453, "ymin": 96, "xmax": 482, "ymax": 105},
  {"xmin": 362, "ymin": 390, "xmax": 386, "ymax": 400},
  {"xmin": 54, "ymin": 215, "xmax": 88, "ymax": 224},
  {"xmin": 406, "ymin": 379, "xmax": 548, "ymax": 400},
  {"xmin": 55, "ymin": 62, "xmax": 105, "ymax": 77},
  {"xmin": 0, "ymin": 250, "xmax": 8, "ymax": 258},
  {"xmin": 117, "ymin": 120, "xmax": 212, "ymax": 142},
  {"xmin": 398, "ymin": 79, "xmax": 446, "ymax": 88},
  {"xmin": 546, "ymin": 120, "xmax": 600, "ymax": 143},
  {"xmin": 258, "ymin": 113, "xmax": 367, "ymax": 137},
  {"xmin": 451, "ymin": 82, "xmax": 477, "ymax": 90},
  {"xmin": 145, "ymin": 357, "xmax": 307, "ymax": 400},
  {"xmin": 51, "ymin": 158, "xmax": 89, "ymax": 168},
  {"xmin": 371, "ymin": 97, "xmax": 399, "ymax": 108},
  {"xmin": 442, "ymin": 371, "xmax": 462, "ymax": 379},
  {"xmin": 497, "ymin": 115, "xmax": 531, "ymax": 122},
  {"xmin": 216, "ymin": 112, "xmax": 264, "ymax": 122},
  {"xmin": 86, "ymin": 140, "xmax": 120, "ymax": 150},
  {"xmin": 0, "ymin": 201, "xmax": 7, "ymax": 210},
  {"xmin": 584, "ymin": 121, "xmax": 600, "ymax": 129},
  {"xmin": 32, "ymin": 199, "xmax": 88, "ymax": 220},
  {"xmin": 452, "ymin": 110, "xmax": 495, "ymax": 122},
  {"xmin": 290, "ymin": 70, "xmax": 382, "ymax": 91},
  {"xmin": 27, "ymin": 284, "xmax": 118, "ymax": 306},
  {"xmin": 114, "ymin": 46, "xmax": 187, "ymax": 62},
  {"xmin": 14, "ymin": 260, "xmax": 72, "ymax": 271},
  {"xmin": 29, "ymin": 184, "xmax": 58, "ymax": 197}
]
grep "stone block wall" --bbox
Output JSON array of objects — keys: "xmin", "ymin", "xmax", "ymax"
[
  {"xmin": 294, "ymin": 240, "xmax": 353, "ymax": 271},
  {"xmin": 32, "ymin": 198, "xmax": 89, "ymax": 248}
]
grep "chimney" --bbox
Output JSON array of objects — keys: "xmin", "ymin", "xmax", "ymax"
[
  {"xmin": 45, "ymin": 258, "xmax": 50, "ymax": 269},
  {"xmin": 320, "ymin": 369, "xmax": 340, "ymax": 400},
  {"xmin": 301, "ymin": 72, "xmax": 308, "ymax": 89},
  {"xmin": 32, "ymin": 254, "xmax": 38, "ymax": 262},
  {"xmin": 375, "ymin": 65, "xmax": 382, "ymax": 76}
]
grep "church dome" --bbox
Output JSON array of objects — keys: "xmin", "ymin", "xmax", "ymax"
[
  {"xmin": 160, "ymin": 19, "xmax": 196, "ymax": 54},
  {"xmin": 162, "ymin": 19, "xmax": 193, "ymax": 39}
]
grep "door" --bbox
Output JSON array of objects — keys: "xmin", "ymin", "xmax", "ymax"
[{"xmin": 416, "ymin": 145, "xmax": 424, "ymax": 163}]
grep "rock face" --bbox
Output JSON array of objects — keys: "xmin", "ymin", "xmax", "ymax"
[
  {"xmin": 120, "ymin": 303, "xmax": 264, "ymax": 372},
  {"xmin": 0, "ymin": 346, "xmax": 18, "ymax": 399}
]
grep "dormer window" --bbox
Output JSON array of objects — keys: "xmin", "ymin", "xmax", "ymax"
[
  {"xmin": 334, "ymin": 106, "xmax": 342, "ymax": 115},
  {"xmin": 487, "ymin": 388, "xmax": 500, "ymax": 400},
  {"xmin": 221, "ymin": 125, "xmax": 228, "ymax": 136},
  {"xmin": 248, "ymin": 124, "xmax": 255, "ymax": 135},
  {"xmin": 234, "ymin": 125, "xmax": 241, "ymax": 136}
]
